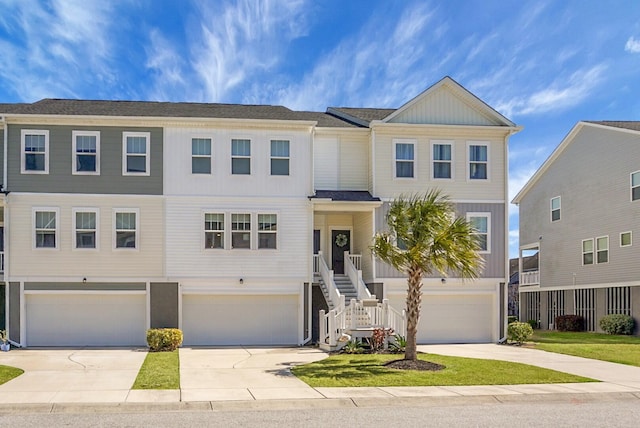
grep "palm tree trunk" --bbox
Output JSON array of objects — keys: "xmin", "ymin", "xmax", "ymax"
[{"xmin": 404, "ymin": 264, "xmax": 423, "ymax": 361}]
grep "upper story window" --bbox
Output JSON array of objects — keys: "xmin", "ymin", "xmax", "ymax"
[
  {"xmin": 34, "ymin": 208, "xmax": 58, "ymax": 249},
  {"xmin": 582, "ymin": 239, "xmax": 594, "ymax": 265},
  {"xmin": 21, "ymin": 130, "xmax": 49, "ymax": 174},
  {"xmin": 231, "ymin": 213, "xmax": 251, "ymax": 249},
  {"xmin": 550, "ymin": 196, "xmax": 561, "ymax": 222},
  {"xmin": 596, "ymin": 236, "xmax": 609, "ymax": 264},
  {"xmin": 74, "ymin": 209, "xmax": 98, "ymax": 249},
  {"xmin": 432, "ymin": 141, "xmax": 452, "ymax": 179},
  {"xmin": 394, "ymin": 140, "xmax": 415, "ymax": 178},
  {"xmin": 114, "ymin": 209, "xmax": 138, "ymax": 249},
  {"xmin": 620, "ymin": 231, "xmax": 632, "ymax": 247},
  {"xmin": 467, "ymin": 213, "xmax": 490, "ymax": 253},
  {"xmin": 122, "ymin": 132, "xmax": 150, "ymax": 176},
  {"xmin": 231, "ymin": 139, "xmax": 251, "ymax": 175},
  {"xmin": 270, "ymin": 140, "xmax": 290, "ymax": 176},
  {"xmin": 258, "ymin": 214, "xmax": 277, "ymax": 249},
  {"xmin": 204, "ymin": 213, "xmax": 224, "ymax": 249},
  {"xmin": 631, "ymin": 171, "xmax": 640, "ymax": 201},
  {"xmin": 468, "ymin": 143, "xmax": 488, "ymax": 180},
  {"xmin": 192, "ymin": 138, "xmax": 212, "ymax": 174},
  {"xmin": 72, "ymin": 131, "xmax": 100, "ymax": 175}
]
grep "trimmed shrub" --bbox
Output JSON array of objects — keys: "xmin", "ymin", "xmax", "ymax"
[
  {"xmin": 389, "ymin": 335, "xmax": 407, "ymax": 354},
  {"xmin": 507, "ymin": 322, "xmax": 533, "ymax": 345},
  {"xmin": 527, "ymin": 319, "xmax": 538, "ymax": 329},
  {"xmin": 555, "ymin": 315, "xmax": 584, "ymax": 332},
  {"xmin": 146, "ymin": 328, "xmax": 183, "ymax": 352},
  {"xmin": 599, "ymin": 314, "xmax": 635, "ymax": 335},
  {"xmin": 507, "ymin": 316, "xmax": 518, "ymax": 324}
]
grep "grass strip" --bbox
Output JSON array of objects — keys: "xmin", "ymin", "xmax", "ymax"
[
  {"xmin": 0, "ymin": 364, "xmax": 24, "ymax": 385},
  {"xmin": 291, "ymin": 353, "xmax": 594, "ymax": 387},
  {"xmin": 132, "ymin": 350, "xmax": 180, "ymax": 390}
]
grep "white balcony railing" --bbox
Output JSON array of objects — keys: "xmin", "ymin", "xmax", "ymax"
[{"xmin": 520, "ymin": 270, "xmax": 539, "ymax": 286}]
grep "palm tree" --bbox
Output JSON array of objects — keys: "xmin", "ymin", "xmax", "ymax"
[{"xmin": 371, "ymin": 190, "xmax": 484, "ymax": 361}]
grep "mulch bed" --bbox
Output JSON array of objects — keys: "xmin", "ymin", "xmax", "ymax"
[{"xmin": 384, "ymin": 359, "xmax": 445, "ymax": 371}]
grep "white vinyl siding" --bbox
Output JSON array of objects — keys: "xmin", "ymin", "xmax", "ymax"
[
  {"xmin": 204, "ymin": 213, "xmax": 224, "ymax": 249},
  {"xmin": 231, "ymin": 139, "xmax": 251, "ymax": 175},
  {"xmin": 21, "ymin": 130, "xmax": 49, "ymax": 174},
  {"xmin": 122, "ymin": 132, "xmax": 150, "ymax": 175},
  {"xmin": 582, "ymin": 239, "xmax": 594, "ymax": 265},
  {"xmin": 467, "ymin": 213, "xmax": 490, "ymax": 253},
  {"xmin": 393, "ymin": 140, "xmax": 415, "ymax": 179},
  {"xmin": 72, "ymin": 131, "xmax": 100, "ymax": 175},
  {"xmin": 270, "ymin": 140, "xmax": 289, "ymax": 176},
  {"xmin": 33, "ymin": 208, "xmax": 58, "ymax": 249},
  {"xmin": 468, "ymin": 142, "xmax": 488, "ymax": 180},
  {"xmin": 73, "ymin": 208, "xmax": 99, "ymax": 249},
  {"xmin": 192, "ymin": 138, "xmax": 212, "ymax": 174},
  {"xmin": 551, "ymin": 196, "xmax": 561, "ymax": 222},
  {"xmin": 432, "ymin": 140, "xmax": 453, "ymax": 179}
]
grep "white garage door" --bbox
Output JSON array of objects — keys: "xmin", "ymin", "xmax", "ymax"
[
  {"xmin": 26, "ymin": 293, "xmax": 147, "ymax": 346},
  {"xmin": 182, "ymin": 294, "xmax": 299, "ymax": 346},
  {"xmin": 390, "ymin": 294, "xmax": 494, "ymax": 344}
]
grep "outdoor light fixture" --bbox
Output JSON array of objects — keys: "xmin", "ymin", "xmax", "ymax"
[
  {"xmin": 239, "ymin": 278, "xmax": 244, "ymax": 285},
  {"xmin": 441, "ymin": 278, "xmax": 446, "ymax": 284},
  {"xmin": 82, "ymin": 277, "xmax": 87, "ymax": 284}
]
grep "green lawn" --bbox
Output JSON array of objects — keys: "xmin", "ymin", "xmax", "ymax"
[
  {"xmin": 291, "ymin": 353, "xmax": 594, "ymax": 387},
  {"xmin": 132, "ymin": 350, "xmax": 180, "ymax": 389},
  {"xmin": 531, "ymin": 331, "xmax": 640, "ymax": 367},
  {"xmin": 0, "ymin": 364, "xmax": 24, "ymax": 385}
]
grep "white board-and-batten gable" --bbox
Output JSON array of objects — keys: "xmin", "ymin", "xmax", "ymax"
[{"xmin": 382, "ymin": 76, "xmax": 516, "ymax": 127}]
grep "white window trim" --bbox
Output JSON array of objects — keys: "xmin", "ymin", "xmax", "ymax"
[
  {"xmin": 596, "ymin": 235, "xmax": 609, "ymax": 264},
  {"xmin": 191, "ymin": 137, "xmax": 212, "ymax": 175},
  {"xmin": 620, "ymin": 231, "xmax": 632, "ymax": 247},
  {"xmin": 467, "ymin": 141, "xmax": 490, "ymax": 181},
  {"xmin": 270, "ymin": 139, "xmax": 291, "ymax": 176},
  {"xmin": 392, "ymin": 139, "xmax": 417, "ymax": 180},
  {"xmin": 122, "ymin": 132, "xmax": 151, "ymax": 176},
  {"xmin": 72, "ymin": 208, "xmax": 100, "ymax": 251},
  {"xmin": 631, "ymin": 171, "xmax": 640, "ymax": 201},
  {"xmin": 112, "ymin": 208, "xmax": 140, "ymax": 251},
  {"xmin": 431, "ymin": 140, "xmax": 454, "ymax": 180},
  {"xmin": 257, "ymin": 213, "xmax": 278, "ymax": 250},
  {"xmin": 203, "ymin": 211, "xmax": 225, "ymax": 250},
  {"xmin": 231, "ymin": 138, "xmax": 251, "ymax": 176},
  {"xmin": 72, "ymin": 130, "xmax": 100, "ymax": 175},
  {"xmin": 32, "ymin": 207, "xmax": 59, "ymax": 250},
  {"xmin": 550, "ymin": 196, "xmax": 561, "ymax": 222},
  {"xmin": 466, "ymin": 212, "xmax": 491, "ymax": 254},
  {"xmin": 21, "ymin": 129, "xmax": 49, "ymax": 174},
  {"xmin": 582, "ymin": 238, "xmax": 594, "ymax": 266}
]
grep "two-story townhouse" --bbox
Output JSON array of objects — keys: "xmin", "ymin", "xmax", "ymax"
[
  {"xmin": 1, "ymin": 76, "xmax": 519, "ymax": 347},
  {"xmin": 513, "ymin": 121, "xmax": 640, "ymax": 334}
]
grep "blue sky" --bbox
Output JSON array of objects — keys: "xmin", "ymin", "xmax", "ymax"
[{"xmin": 1, "ymin": 0, "xmax": 640, "ymax": 257}]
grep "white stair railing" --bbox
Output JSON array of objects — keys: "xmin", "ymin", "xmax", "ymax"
[
  {"xmin": 318, "ymin": 251, "xmax": 345, "ymax": 311},
  {"xmin": 344, "ymin": 251, "xmax": 371, "ymax": 300},
  {"xmin": 312, "ymin": 254, "xmax": 320, "ymax": 275}
]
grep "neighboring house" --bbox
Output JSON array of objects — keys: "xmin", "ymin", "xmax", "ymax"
[
  {"xmin": 507, "ymin": 254, "xmax": 538, "ymax": 317},
  {"xmin": 0, "ymin": 76, "xmax": 520, "ymax": 347},
  {"xmin": 513, "ymin": 121, "xmax": 640, "ymax": 334}
]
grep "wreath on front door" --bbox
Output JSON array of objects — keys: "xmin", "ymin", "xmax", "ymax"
[{"xmin": 335, "ymin": 233, "xmax": 348, "ymax": 248}]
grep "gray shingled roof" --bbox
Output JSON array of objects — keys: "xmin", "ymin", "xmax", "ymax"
[
  {"xmin": 586, "ymin": 121, "xmax": 640, "ymax": 131},
  {"xmin": 310, "ymin": 190, "xmax": 381, "ymax": 202},
  {"xmin": 327, "ymin": 107, "xmax": 396, "ymax": 126},
  {"xmin": 293, "ymin": 111, "xmax": 360, "ymax": 128}
]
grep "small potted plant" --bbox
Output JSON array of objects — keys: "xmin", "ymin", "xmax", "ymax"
[{"xmin": 0, "ymin": 330, "xmax": 9, "ymax": 352}]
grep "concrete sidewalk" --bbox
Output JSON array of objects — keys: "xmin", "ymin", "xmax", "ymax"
[{"xmin": 0, "ymin": 344, "xmax": 639, "ymax": 406}]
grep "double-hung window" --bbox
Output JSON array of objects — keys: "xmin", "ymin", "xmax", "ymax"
[
  {"xmin": 73, "ymin": 131, "xmax": 100, "ymax": 175},
  {"xmin": 596, "ymin": 236, "xmax": 609, "ymax": 264},
  {"xmin": 123, "ymin": 132, "xmax": 150, "ymax": 175},
  {"xmin": 631, "ymin": 171, "xmax": 640, "ymax": 201},
  {"xmin": 114, "ymin": 210, "xmax": 138, "ymax": 249},
  {"xmin": 22, "ymin": 130, "xmax": 49, "ymax": 174},
  {"xmin": 34, "ymin": 209, "xmax": 58, "ymax": 249},
  {"xmin": 231, "ymin": 213, "xmax": 251, "ymax": 249},
  {"xmin": 551, "ymin": 196, "xmax": 561, "ymax": 222},
  {"xmin": 582, "ymin": 239, "xmax": 594, "ymax": 265},
  {"xmin": 231, "ymin": 139, "xmax": 251, "ymax": 175},
  {"xmin": 192, "ymin": 138, "xmax": 212, "ymax": 174},
  {"xmin": 468, "ymin": 143, "xmax": 488, "ymax": 180},
  {"xmin": 258, "ymin": 214, "xmax": 277, "ymax": 249},
  {"xmin": 204, "ymin": 213, "xmax": 224, "ymax": 249},
  {"xmin": 74, "ymin": 209, "xmax": 98, "ymax": 249},
  {"xmin": 394, "ymin": 140, "xmax": 415, "ymax": 178},
  {"xmin": 432, "ymin": 141, "xmax": 452, "ymax": 179},
  {"xmin": 270, "ymin": 140, "xmax": 290, "ymax": 176},
  {"xmin": 467, "ymin": 213, "xmax": 490, "ymax": 253}
]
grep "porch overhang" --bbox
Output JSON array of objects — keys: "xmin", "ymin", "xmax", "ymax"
[{"xmin": 310, "ymin": 190, "xmax": 382, "ymax": 212}]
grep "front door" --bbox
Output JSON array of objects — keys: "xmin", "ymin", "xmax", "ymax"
[{"xmin": 331, "ymin": 230, "xmax": 350, "ymax": 274}]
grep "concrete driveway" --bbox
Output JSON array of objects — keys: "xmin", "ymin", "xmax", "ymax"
[
  {"xmin": 0, "ymin": 348, "xmax": 147, "ymax": 403},
  {"xmin": 179, "ymin": 347, "xmax": 328, "ymax": 401}
]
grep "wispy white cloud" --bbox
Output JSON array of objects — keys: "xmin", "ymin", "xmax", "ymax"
[{"xmin": 625, "ymin": 36, "xmax": 640, "ymax": 53}]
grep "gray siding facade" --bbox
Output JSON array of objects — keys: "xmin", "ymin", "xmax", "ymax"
[
  {"xmin": 519, "ymin": 125, "xmax": 640, "ymax": 289},
  {"xmin": 375, "ymin": 201, "xmax": 506, "ymax": 279},
  {"xmin": 7, "ymin": 125, "xmax": 163, "ymax": 194}
]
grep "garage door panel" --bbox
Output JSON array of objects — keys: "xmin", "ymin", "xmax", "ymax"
[
  {"xmin": 26, "ymin": 294, "xmax": 147, "ymax": 346},
  {"xmin": 182, "ymin": 295, "xmax": 298, "ymax": 346}
]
